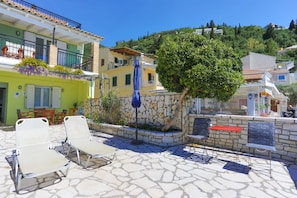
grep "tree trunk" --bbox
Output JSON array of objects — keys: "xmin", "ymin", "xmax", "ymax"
[{"xmin": 162, "ymin": 87, "xmax": 190, "ymax": 131}]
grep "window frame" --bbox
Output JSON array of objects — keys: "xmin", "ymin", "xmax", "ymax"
[
  {"xmin": 277, "ymin": 74, "xmax": 286, "ymax": 81},
  {"xmin": 125, "ymin": 74, "xmax": 131, "ymax": 85},
  {"xmin": 25, "ymin": 85, "xmax": 61, "ymax": 109},
  {"xmin": 112, "ymin": 76, "xmax": 117, "ymax": 87}
]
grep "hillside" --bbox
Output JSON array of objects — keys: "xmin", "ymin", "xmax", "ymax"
[{"xmin": 113, "ymin": 22, "xmax": 297, "ymax": 67}]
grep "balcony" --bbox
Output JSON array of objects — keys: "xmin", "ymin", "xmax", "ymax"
[
  {"xmin": 57, "ymin": 49, "xmax": 93, "ymax": 71},
  {"xmin": 0, "ymin": 33, "xmax": 93, "ymax": 72},
  {"xmin": 108, "ymin": 59, "xmax": 133, "ymax": 70},
  {"xmin": 7, "ymin": 0, "xmax": 81, "ymax": 29}
]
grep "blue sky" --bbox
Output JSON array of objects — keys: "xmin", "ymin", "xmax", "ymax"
[{"xmin": 27, "ymin": 0, "xmax": 297, "ymax": 47}]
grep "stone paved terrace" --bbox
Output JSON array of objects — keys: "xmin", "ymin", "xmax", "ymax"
[{"xmin": 0, "ymin": 124, "xmax": 297, "ymax": 198}]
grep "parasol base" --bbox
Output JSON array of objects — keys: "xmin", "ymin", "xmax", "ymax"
[{"xmin": 130, "ymin": 139, "xmax": 143, "ymax": 145}]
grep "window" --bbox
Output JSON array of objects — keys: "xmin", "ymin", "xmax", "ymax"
[
  {"xmin": 277, "ymin": 74, "xmax": 285, "ymax": 81},
  {"xmin": 114, "ymin": 57, "xmax": 118, "ymax": 63},
  {"xmin": 34, "ymin": 86, "xmax": 50, "ymax": 107},
  {"xmin": 148, "ymin": 73, "xmax": 154, "ymax": 84},
  {"xmin": 125, "ymin": 74, "xmax": 131, "ymax": 85},
  {"xmin": 101, "ymin": 59, "xmax": 105, "ymax": 66},
  {"xmin": 112, "ymin": 76, "xmax": 117, "ymax": 87},
  {"xmin": 25, "ymin": 85, "xmax": 60, "ymax": 108}
]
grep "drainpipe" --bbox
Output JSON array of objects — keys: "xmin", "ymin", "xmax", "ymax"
[{"xmin": 52, "ymin": 27, "xmax": 55, "ymax": 45}]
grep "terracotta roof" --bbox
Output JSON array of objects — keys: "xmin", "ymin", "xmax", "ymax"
[
  {"xmin": 243, "ymin": 70, "xmax": 265, "ymax": 80},
  {"xmin": 110, "ymin": 47, "xmax": 141, "ymax": 56},
  {"xmin": 2, "ymin": 0, "xmax": 103, "ymax": 41},
  {"xmin": 242, "ymin": 69, "xmax": 265, "ymax": 75},
  {"xmin": 244, "ymin": 74, "xmax": 263, "ymax": 80}
]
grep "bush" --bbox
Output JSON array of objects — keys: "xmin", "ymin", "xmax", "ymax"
[
  {"xmin": 16, "ymin": 57, "xmax": 48, "ymax": 68},
  {"xmin": 101, "ymin": 90, "xmax": 121, "ymax": 124}
]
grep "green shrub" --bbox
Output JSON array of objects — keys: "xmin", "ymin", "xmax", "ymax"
[
  {"xmin": 16, "ymin": 57, "xmax": 48, "ymax": 68},
  {"xmin": 101, "ymin": 90, "xmax": 120, "ymax": 124}
]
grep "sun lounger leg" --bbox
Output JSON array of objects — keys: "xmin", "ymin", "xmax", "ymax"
[
  {"xmin": 76, "ymin": 149, "xmax": 81, "ymax": 164},
  {"xmin": 85, "ymin": 156, "xmax": 92, "ymax": 168},
  {"xmin": 103, "ymin": 153, "xmax": 116, "ymax": 164},
  {"xmin": 60, "ymin": 161, "xmax": 70, "ymax": 177},
  {"xmin": 15, "ymin": 163, "xmax": 20, "ymax": 193}
]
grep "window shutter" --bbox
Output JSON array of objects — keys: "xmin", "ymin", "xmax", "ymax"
[
  {"xmin": 52, "ymin": 87, "xmax": 61, "ymax": 108},
  {"xmin": 25, "ymin": 84, "xmax": 35, "ymax": 108}
]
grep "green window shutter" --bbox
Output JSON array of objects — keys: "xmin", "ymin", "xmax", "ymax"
[
  {"xmin": 125, "ymin": 74, "xmax": 131, "ymax": 85},
  {"xmin": 112, "ymin": 76, "xmax": 117, "ymax": 87}
]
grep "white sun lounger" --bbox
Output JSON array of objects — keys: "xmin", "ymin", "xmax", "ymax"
[
  {"xmin": 63, "ymin": 115, "xmax": 116, "ymax": 168},
  {"xmin": 13, "ymin": 118, "xmax": 70, "ymax": 193}
]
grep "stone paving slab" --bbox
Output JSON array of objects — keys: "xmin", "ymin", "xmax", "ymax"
[{"xmin": 0, "ymin": 124, "xmax": 297, "ymax": 197}]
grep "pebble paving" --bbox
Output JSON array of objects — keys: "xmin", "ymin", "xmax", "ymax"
[{"xmin": 0, "ymin": 124, "xmax": 297, "ymax": 198}]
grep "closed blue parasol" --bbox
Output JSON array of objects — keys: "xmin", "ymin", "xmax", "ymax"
[
  {"xmin": 131, "ymin": 58, "xmax": 143, "ymax": 145},
  {"xmin": 131, "ymin": 59, "xmax": 141, "ymax": 108}
]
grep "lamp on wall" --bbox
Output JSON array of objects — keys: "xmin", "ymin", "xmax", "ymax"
[
  {"xmin": 16, "ymin": 31, "xmax": 20, "ymax": 36},
  {"xmin": 18, "ymin": 85, "xmax": 22, "ymax": 90}
]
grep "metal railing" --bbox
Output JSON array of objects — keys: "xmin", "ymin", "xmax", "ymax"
[
  {"xmin": 1, "ymin": 33, "xmax": 93, "ymax": 70},
  {"xmin": 11, "ymin": 0, "xmax": 81, "ymax": 29},
  {"xmin": 0, "ymin": 33, "xmax": 46, "ymax": 61},
  {"xmin": 108, "ymin": 59, "xmax": 133, "ymax": 70},
  {"xmin": 57, "ymin": 49, "xmax": 93, "ymax": 72}
]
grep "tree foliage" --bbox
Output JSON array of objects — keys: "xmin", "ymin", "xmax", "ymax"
[
  {"xmin": 157, "ymin": 33, "xmax": 244, "ymax": 101},
  {"xmin": 101, "ymin": 90, "xmax": 121, "ymax": 124},
  {"xmin": 113, "ymin": 20, "xmax": 297, "ymax": 77},
  {"xmin": 277, "ymin": 83, "xmax": 297, "ymax": 105},
  {"xmin": 114, "ymin": 21, "xmax": 297, "ymax": 63},
  {"xmin": 156, "ymin": 33, "xmax": 244, "ymax": 130}
]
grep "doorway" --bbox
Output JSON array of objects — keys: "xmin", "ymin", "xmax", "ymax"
[
  {"xmin": 0, "ymin": 87, "xmax": 7, "ymax": 124},
  {"xmin": 36, "ymin": 37, "xmax": 51, "ymax": 63}
]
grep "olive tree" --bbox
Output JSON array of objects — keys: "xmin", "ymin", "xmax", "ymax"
[{"xmin": 156, "ymin": 33, "xmax": 244, "ymax": 131}]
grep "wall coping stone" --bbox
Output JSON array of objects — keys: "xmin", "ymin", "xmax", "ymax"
[{"xmin": 91, "ymin": 122, "xmax": 184, "ymax": 147}]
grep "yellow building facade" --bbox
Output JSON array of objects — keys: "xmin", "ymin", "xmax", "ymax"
[{"xmin": 98, "ymin": 47, "xmax": 162, "ymax": 97}]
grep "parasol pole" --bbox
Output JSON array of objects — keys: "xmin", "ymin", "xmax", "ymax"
[{"xmin": 135, "ymin": 107, "xmax": 138, "ymax": 141}]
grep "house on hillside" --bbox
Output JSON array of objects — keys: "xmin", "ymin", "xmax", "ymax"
[
  {"xmin": 98, "ymin": 47, "xmax": 162, "ymax": 97},
  {"xmin": 193, "ymin": 28, "xmax": 223, "ymax": 35},
  {"xmin": 191, "ymin": 53, "xmax": 289, "ymax": 117},
  {"xmin": 194, "ymin": 69, "xmax": 287, "ymax": 117},
  {"xmin": 235, "ymin": 70, "xmax": 287, "ymax": 116},
  {"xmin": 0, "ymin": 0, "xmax": 102, "ymax": 125},
  {"xmin": 242, "ymin": 52, "xmax": 294, "ymax": 85}
]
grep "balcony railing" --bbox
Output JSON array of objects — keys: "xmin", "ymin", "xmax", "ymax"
[
  {"xmin": 10, "ymin": 0, "xmax": 81, "ymax": 29},
  {"xmin": 0, "ymin": 33, "xmax": 44, "ymax": 60},
  {"xmin": 57, "ymin": 49, "xmax": 93, "ymax": 72},
  {"xmin": 1, "ymin": 33, "xmax": 93, "ymax": 72},
  {"xmin": 108, "ymin": 59, "xmax": 133, "ymax": 70}
]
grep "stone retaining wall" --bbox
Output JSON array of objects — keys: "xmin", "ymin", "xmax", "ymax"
[
  {"xmin": 186, "ymin": 114, "xmax": 297, "ymax": 163},
  {"xmin": 85, "ymin": 95, "xmax": 297, "ymax": 163},
  {"xmin": 91, "ymin": 123, "xmax": 184, "ymax": 147},
  {"xmin": 90, "ymin": 114, "xmax": 297, "ymax": 163},
  {"xmin": 85, "ymin": 93, "xmax": 187, "ymax": 130}
]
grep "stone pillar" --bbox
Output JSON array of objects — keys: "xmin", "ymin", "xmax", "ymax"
[
  {"xmin": 91, "ymin": 42, "xmax": 99, "ymax": 73},
  {"xmin": 48, "ymin": 44, "xmax": 57, "ymax": 66}
]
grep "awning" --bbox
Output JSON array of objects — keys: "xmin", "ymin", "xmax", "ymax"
[{"xmin": 260, "ymin": 88, "xmax": 273, "ymax": 98}]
